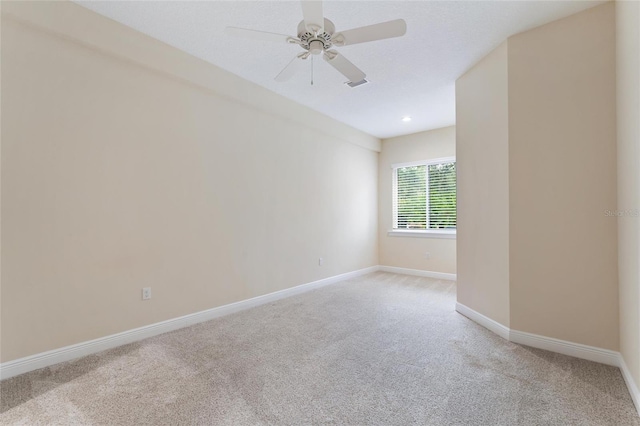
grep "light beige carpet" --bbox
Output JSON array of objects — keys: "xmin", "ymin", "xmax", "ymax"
[{"xmin": 1, "ymin": 272, "xmax": 638, "ymax": 425}]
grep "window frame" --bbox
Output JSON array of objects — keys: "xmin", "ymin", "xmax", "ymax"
[{"xmin": 389, "ymin": 157, "xmax": 457, "ymax": 239}]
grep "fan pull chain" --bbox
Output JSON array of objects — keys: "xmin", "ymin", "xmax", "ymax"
[{"xmin": 311, "ymin": 56, "xmax": 314, "ymax": 86}]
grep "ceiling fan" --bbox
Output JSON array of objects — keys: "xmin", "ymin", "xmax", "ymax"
[{"xmin": 225, "ymin": 1, "xmax": 406, "ymax": 86}]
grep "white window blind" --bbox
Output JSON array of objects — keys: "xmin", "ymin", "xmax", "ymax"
[{"xmin": 393, "ymin": 159, "xmax": 456, "ymax": 230}]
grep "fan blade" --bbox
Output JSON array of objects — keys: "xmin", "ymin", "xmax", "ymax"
[
  {"xmin": 225, "ymin": 27, "xmax": 294, "ymax": 44},
  {"xmin": 323, "ymin": 51, "xmax": 366, "ymax": 83},
  {"xmin": 301, "ymin": 1, "xmax": 324, "ymax": 33},
  {"xmin": 275, "ymin": 53, "xmax": 309, "ymax": 82},
  {"xmin": 332, "ymin": 19, "xmax": 406, "ymax": 46}
]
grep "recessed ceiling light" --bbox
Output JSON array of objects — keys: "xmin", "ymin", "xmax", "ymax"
[{"xmin": 402, "ymin": 116, "xmax": 412, "ymax": 122}]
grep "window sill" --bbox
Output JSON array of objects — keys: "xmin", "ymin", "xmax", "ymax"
[{"xmin": 387, "ymin": 229, "xmax": 456, "ymax": 239}]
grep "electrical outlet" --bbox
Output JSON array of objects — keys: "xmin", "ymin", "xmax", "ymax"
[
  {"xmin": 142, "ymin": 287, "xmax": 151, "ymax": 300},
  {"xmin": 424, "ymin": 252, "xmax": 431, "ymax": 259},
  {"xmin": 319, "ymin": 257, "xmax": 324, "ymax": 266}
]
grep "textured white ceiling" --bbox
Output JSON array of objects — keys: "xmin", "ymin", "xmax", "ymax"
[{"xmin": 75, "ymin": 1, "xmax": 604, "ymax": 139}]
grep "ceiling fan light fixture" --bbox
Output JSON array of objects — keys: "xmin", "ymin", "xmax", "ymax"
[
  {"xmin": 226, "ymin": 1, "xmax": 407, "ymax": 84},
  {"xmin": 309, "ymin": 40, "xmax": 325, "ymax": 55}
]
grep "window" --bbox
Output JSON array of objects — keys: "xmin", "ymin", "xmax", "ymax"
[{"xmin": 391, "ymin": 158, "xmax": 456, "ymax": 238}]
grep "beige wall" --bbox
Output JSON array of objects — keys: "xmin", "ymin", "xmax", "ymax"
[
  {"xmin": 0, "ymin": 2, "xmax": 379, "ymax": 362},
  {"xmin": 508, "ymin": 3, "xmax": 618, "ymax": 350},
  {"xmin": 456, "ymin": 3, "xmax": 618, "ymax": 350},
  {"xmin": 378, "ymin": 127, "xmax": 456, "ymax": 274},
  {"xmin": 0, "ymin": 0, "xmax": 3, "ymax": 364},
  {"xmin": 617, "ymin": 0, "xmax": 640, "ymax": 391},
  {"xmin": 456, "ymin": 42, "xmax": 510, "ymax": 326}
]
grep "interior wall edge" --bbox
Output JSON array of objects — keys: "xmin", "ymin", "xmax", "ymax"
[
  {"xmin": 615, "ymin": 0, "xmax": 640, "ymax": 401},
  {"xmin": 455, "ymin": 302, "xmax": 510, "ymax": 340},
  {"xmin": 619, "ymin": 354, "xmax": 640, "ymax": 416}
]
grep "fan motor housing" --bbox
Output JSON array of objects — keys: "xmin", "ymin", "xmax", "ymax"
[{"xmin": 297, "ymin": 18, "xmax": 335, "ymax": 51}]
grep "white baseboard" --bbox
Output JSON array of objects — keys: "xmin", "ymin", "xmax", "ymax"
[
  {"xmin": 455, "ymin": 302, "xmax": 619, "ymax": 365},
  {"xmin": 0, "ymin": 266, "xmax": 378, "ymax": 380},
  {"xmin": 619, "ymin": 355, "xmax": 640, "ymax": 415},
  {"xmin": 456, "ymin": 302, "xmax": 640, "ymax": 417},
  {"xmin": 3, "ymin": 267, "xmax": 638, "ymax": 418},
  {"xmin": 509, "ymin": 329, "xmax": 619, "ymax": 367},
  {"xmin": 455, "ymin": 302, "xmax": 510, "ymax": 340},
  {"xmin": 177, "ymin": 265, "xmax": 380, "ymax": 328},
  {"xmin": 379, "ymin": 265, "xmax": 456, "ymax": 281}
]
